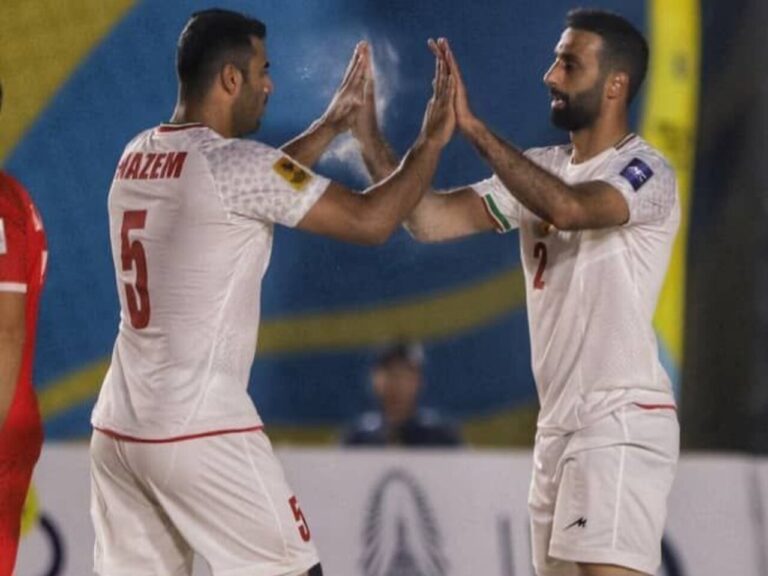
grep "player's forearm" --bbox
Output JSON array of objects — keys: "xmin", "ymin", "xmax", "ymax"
[
  {"xmin": 357, "ymin": 131, "xmax": 399, "ymax": 183},
  {"xmin": 0, "ymin": 331, "xmax": 24, "ymax": 429},
  {"xmin": 464, "ymin": 118, "xmax": 577, "ymax": 228},
  {"xmin": 404, "ymin": 191, "xmax": 447, "ymax": 241},
  {"xmin": 280, "ymin": 118, "xmax": 340, "ymax": 168},
  {"xmin": 358, "ymin": 131, "xmax": 456, "ymax": 242},
  {"xmin": 361, "ymin": 136, "xmax": 442, "ymax": 242}
]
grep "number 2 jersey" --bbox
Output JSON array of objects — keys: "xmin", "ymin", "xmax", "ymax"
[
  {"xmin": 473, "ymin": 134, "xmax": 680, "ymax": 434},
  {"xmin": 91, "ymin": 124, "xmax": 330, "ymax": 440}
]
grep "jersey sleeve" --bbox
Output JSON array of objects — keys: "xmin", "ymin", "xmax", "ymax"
[
  {"xmin": 471, "ymin": 175, "xmax": 522, "ymax": 233},
  {"xmin": 598, "ymin": 150, "xmax": 677, "ymax": 226},
  {"xmin": 200, "ymin": 138, "xmax": 331, "ymax": 228},
  {"xmin": 0, "ymin": 182, "xmax": 28, "ymax": 293}
]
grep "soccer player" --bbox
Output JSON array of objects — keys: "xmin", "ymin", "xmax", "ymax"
[
  {"xmin": 353, "ymin": 10, "xmax": 679, "ymax": 576},
  {"xmin": 0, "ymin": 79, "xmax": 48, "ymax": 576},
  {"xmin": 89, "ymin": 9, "xmax": 455, "ymax": 576}
]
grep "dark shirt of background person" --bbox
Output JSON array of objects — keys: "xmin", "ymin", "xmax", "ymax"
[{"xmin": 341, "ymin": 342, "xmax": 463, "ymax": 447}]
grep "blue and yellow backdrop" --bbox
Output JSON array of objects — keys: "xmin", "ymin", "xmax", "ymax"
[{"xmin": 0, "ymin": 0, "xmax": 698, "ymax": 442}]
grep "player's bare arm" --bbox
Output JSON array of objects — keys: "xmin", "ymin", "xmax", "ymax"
[
  {"xmin": 349, "ymin": 40, "xmax": 494, "ymax": 244},
  {"xmin": 437, "ymin": 38, "xmax": 629, "ymax": 231},
  {"xmin": 350, "ymin": 51, "xmax": 399, "ymax": 183},
  {"xmin": 297, "ymin": 46, "xmax": 456, "ymax": 245},
  {"xmin": 281, "ymin": 42, "xmax": 369, "ymax": 167},
  {"xmin": 0, "ymin": 292, "xmax": 25, "ymax": 427},
  {"xmin": 405, "ymin": 185, "xmax": 495, "ymax": 242}
]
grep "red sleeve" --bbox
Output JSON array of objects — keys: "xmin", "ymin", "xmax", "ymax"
[{"xmin": 0, "ymin": 174, "xmax": 28, "ymax": 292}]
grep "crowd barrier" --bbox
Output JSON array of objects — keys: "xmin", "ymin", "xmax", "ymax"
[{"xmin": 16, "ymin": 445, "xmax": 768, "ymax": 575}]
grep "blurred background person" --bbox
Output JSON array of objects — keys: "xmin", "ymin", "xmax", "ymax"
[
  {"xmin": 0, "ymin": 78, "xmax": 48, "ymax": 576},
  {"xmin": 342, "ymin": 342, "xmax": 463, "ymax": 447}
]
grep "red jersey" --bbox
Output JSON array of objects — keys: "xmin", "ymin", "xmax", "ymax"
[{"xmin": 0, "ymin": 171, "xmax": 47, "ymax": 448}]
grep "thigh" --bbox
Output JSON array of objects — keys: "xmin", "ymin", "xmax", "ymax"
[
  {"xmin": 90, "ymin": 432, "xmax": 193, "ymax": 576},
  {"xmin": 549, "ymin": 406, "xmax": 679, "ymax": 575},
  {"xmin": 147, "ymin": 431, "xmax": 320, "ymax": 576},
  {"xmin": 577, "ymin": 563, "xmax": 649, "ymax": 576},
  {"xmin": 528, "ymin": 433, "xmax": 579, "ymax": 576}
]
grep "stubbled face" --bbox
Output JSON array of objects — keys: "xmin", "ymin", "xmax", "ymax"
[
  {"xmin": 231, "ymin": 37, "xmax": 273, "ymax": 136},
  {"xmin": 372, "ymin": 361, "xmax": 421, "ymax": 426},
  {"xmin": 543, "ymin": 28, "xmax": 607, "ymax": 132}
]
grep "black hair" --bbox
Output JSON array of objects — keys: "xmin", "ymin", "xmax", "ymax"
[
  {"xmin": 374, "ymin": 342, "xmax": 424, "ymax": 369},
  {"xmin": 565, "ymin": 8, "xmax": 649, "ymax": 103},
  {"xmin": 176, "ymin": 9, "xmax": 266, "ymax": 101}
]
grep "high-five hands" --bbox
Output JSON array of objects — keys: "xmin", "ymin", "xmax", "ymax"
[
  {"xmin": 321, "ymin": 42, "xmax": 369, "ymax": 134},
  {"xmin": 350, "ymin": 45, "xmax": 379, "ymax": 147},
  {"xmin": 322, "ymin": 38, "xmax": 471, "ymax": 146},
  {"xmin": 419, "ymin": 37, "xmax": 457, "ymax": 149},
  {"xmin": 428, "ymin": 38, "xmax": 477, "ymax": 135}
]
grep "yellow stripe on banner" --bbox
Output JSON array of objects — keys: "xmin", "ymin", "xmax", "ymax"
[
  {"xmin": 258, "ymin": 268, "xmax": 526, "ymax": 354},
  {"xmin": 40, "ymin": 268, "xmax": 527, "ymax": 421},
  {"xmin": 38, "ymin": 359, "xmax": 110, "ymax": 420},
  {"xmin": 264, "ymin": 401, "xmax": 540, "ymax": 447},
  {"xmin": 0, "ymin": 0, "xmax": 136, "ymax": 164},
  {"xmin": 642, "ymin": 0, "xmax": 700, "ymax": 367}
]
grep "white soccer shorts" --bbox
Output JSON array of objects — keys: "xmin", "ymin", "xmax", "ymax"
[
  {"xmin": 529, "ymin": 403, "xmax": 679, "ymax": 576},
  {"xmin": 90, "ymin": 429, "xmax": 319, "ymax": 576}
]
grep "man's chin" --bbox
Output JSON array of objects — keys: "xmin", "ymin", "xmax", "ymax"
[
  {"xmin": 550, "ymin": 110, "xmax": 589, "ymax": 132},
  {"xmin": 236, "ymin": 120, "xmax": 262, "ymax": 138},
  {"xmin": 550, "ymin": 110, "xmax": 573, "ymax": 131}
]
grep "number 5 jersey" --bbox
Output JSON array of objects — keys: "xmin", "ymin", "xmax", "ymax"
[{"xmin": 92, "ymin": 124, "xmax": 329, "ymax": 441}]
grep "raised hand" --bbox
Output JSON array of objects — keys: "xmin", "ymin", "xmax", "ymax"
[
  {"xmin": 351, "ymin": 46, "xmax": 380, "ymax": 146},
  {"xmin": 320, "ymin": 42, "xmax": 369, "ymax": 134},
  {"xmin": 419, "ymin": 40, "xmax": 456, "ymax": 149},
  {"xmin": 428, "ymin": 38, "xmax": 476, "ymax": 135}
]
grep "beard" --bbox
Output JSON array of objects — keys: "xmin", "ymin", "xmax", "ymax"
[
  {"xmin": 232, "ymin": 89, "xmax": 266, "ymax": 137},
  {"xmin": 549, "ymin": 82, "xmax": 603, "ymax": 132}
]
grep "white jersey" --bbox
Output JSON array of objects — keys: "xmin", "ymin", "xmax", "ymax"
[
  {"xmin": 474, "ymin": 134, "xmax": 680, "ymax": 433},
  {"xmin": 92, "ymin": 123, "xmax": 329, "ymax": 440}
]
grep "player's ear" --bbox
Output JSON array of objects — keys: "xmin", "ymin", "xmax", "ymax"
[
  {"xmin": 220, "ymin": 63, "xmax": 243, "ymax": 96},
  {"xmin": 606, "ymin": 71, "xmax": 628, "ymax": 101}
]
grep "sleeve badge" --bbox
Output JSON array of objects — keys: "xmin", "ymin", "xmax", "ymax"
[
  {"xmin": 619, "ymin": 158, "xmax": 654, "ymax": 191},
  {"xmin": 272, "ymin": 157, "xmax": 312, "ymax": 192}
]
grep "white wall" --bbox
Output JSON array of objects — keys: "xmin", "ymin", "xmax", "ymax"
[{"xmin": 16, "ymin": 446, "xmax": 768, "ymax": 576}]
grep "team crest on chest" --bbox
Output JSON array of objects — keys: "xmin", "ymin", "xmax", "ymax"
[{"xmin": 534, "ymin": 220, "xmax": 555, "ymax": 238}]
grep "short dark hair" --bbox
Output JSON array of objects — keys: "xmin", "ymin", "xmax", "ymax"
[
  {"xmin": 565, "ymin": 8, "xmax": 649, "ymax": 103},
  {"xmin": 176, "ymin": 9, "xmax": 266, "ymax": 101},
  {"xmin": 374, "ymin": 342, "xmax": 424, "ymax": 369}
]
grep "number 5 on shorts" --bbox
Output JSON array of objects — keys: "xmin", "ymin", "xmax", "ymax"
[{"xmin": 289, "ymin": 495, "xmax": 311, "ymax": 542}]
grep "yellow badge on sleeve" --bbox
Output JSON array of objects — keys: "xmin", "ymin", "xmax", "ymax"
[{"xmin": 272, "ymin": 157, "xmax": 311, "ymax": 192}]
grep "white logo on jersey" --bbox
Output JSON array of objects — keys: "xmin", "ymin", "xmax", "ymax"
[
  {"xmin": 626, "ymin": 165, "xmax": 649, "ymax": 183},
  {"xmin": 0, "ymin": 218, "xmax": 6, "ymax": 255}
]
